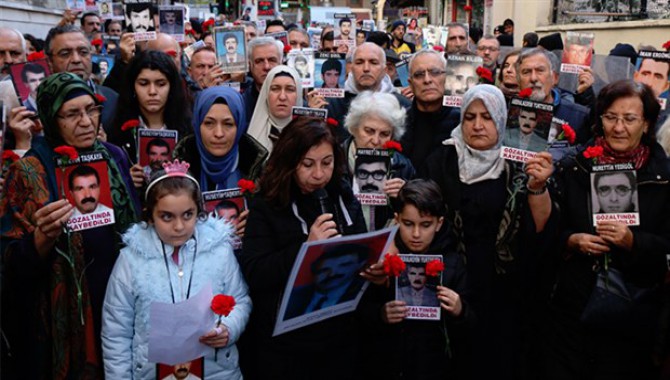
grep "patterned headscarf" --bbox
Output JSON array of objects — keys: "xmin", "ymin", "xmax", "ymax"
[
  {"xmin": 192, "ymin": 86, "xmax": 247, "ymax": 190},
  {"xmin": 445, "ymin": 84, "xmax": 508, "ymax": 184}
]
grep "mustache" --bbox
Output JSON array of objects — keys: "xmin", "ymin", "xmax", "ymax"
[
  {"xmin": 81, "ymin": 197, "xmax": 97, "ymax": 204},
  {"xmin": 361, "ymin": 184, "xmax": 380, "ymax": 192},
  {"xmin": 412, "ymin": 279, "xmax": 424, "ymax": 285}
]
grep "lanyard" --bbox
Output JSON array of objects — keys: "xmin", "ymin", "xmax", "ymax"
[{"xmin": 161, "ymin": 238, "xmax": 197, "ymax": 304}]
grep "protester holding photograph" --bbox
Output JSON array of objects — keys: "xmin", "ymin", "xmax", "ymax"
[
  {"xmin": 247, "ymin": 65, "xmax": 303, "ymax": 155},
  {"xmin": 240, "ymin": 118, "xmax": 384, "ymax": 379},
  {"xmin": 109, "ymin": 50, "xmax": 190, "ymax": 189},
  {"xmin": 0, "ymin": 72, "xmax": 140, "ymax": 378},
  {"xmin": 342, "ymin": 91, "xmax": 414, "ymax": 230},
  {"xmin": 360, "ymin": 179, "xmax": 472, "ymax": 380},
  {"xmin": 421, "ymin": 84, "xmax": 554, "ymax": 379},
  {"xmin": 544, "ymin": 79, "xmax": 670, "ymax": 379},
  {"xmin": 102, "ymin": 160, "xmax": 251, "ymax": 379}
]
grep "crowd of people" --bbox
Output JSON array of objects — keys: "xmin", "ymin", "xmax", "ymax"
[{"xmin": 0, "ymin": 6, "xmax": 669, "ymax": 380}]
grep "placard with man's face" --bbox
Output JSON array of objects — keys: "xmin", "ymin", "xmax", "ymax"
[
  {"xmin": 137, "ymin": 129, "xmax": 178, "ymax": 181},
  {"xmin": 634, "ymin": 50, "xmax": 670, "ymax": 110},
  {"xmin": 159, "ymin": 5, "xmax": 185, "ymax": 41},
  {"xmin": 353, "ymin": 148, "xmax": 391, "ymax": 206},
  {"xmin": 443, "ymin": 55, "xmax": 482, "ymax": 107},
  {"xmin": 55, "ymin": 153, "xmax": 116, "ymax": 232},
  {"xmin": 92, "ymin": 54, "xmax": 115, "ymax": 81},
  {"xmin": 314, "ymin": 53, "xmax": 346, "ymax": 98},
  {"xmin": 214, "ymin": 26, "xmax": 248, "ymax": 74},
  {"xmin": 9, "ymin": 60, "xmax": 51, "ymax": 113},
  {"xmin": 501, "ymin": 97, "xmax": 554, "ymax": 162},
  {"xmin": 124, "ymin": 0, "xmax": 157, "ymax": 41},
  {"xmin": 561, "ymin": 31, "xmax": 594, "ymax": 74},
  {"xmin": 287, "ymin": 49, "xmax": 315, "ymax": 88},
  {"xmin": 591, "ymin": 164, "xmax": 640, "ymax": 226},
  {"xmin": 396, "ymin": 254, "xmax": 442, "ymax": 320}
]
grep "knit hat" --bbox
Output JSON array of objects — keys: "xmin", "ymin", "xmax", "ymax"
[
  {"xmin": 391, "ymin": 20, "xmax": 406, "ymax": 32},
  {"xmin": 538, "ymin": 32, "xmax": 564, "ymax": 52},
  {"xmin": 609, "ymin": 43, "xmax": 637, "ymax": 66}
]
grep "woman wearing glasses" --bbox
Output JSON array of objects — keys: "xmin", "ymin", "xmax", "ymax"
[
  {"xmin": 544, "ymin": 79, "xmax": 670, "ymax": 379},
  {"xmin": 342, "ymin": 91, "xmax": 414, "ymax": 231},
  {"xmin": 108, "ymin": 50, "xmax": 190, "ymax": 189},
  {"xmin": 0, "ymin": 72, "xmax": 140, "ymax": 378}
]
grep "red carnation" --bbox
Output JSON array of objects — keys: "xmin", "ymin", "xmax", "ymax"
[
  {"xmin": 2, "ymin": 150, "xmax": 20, "ymax": 163},
  {"xmin": 91, "ymin": 39, "xmax": 103, "ymax": 47},
  {"xmin": 185, "ymin": 29, "xmax": 196, "ymax": 36},
  {"xmin": 121, "ymin": 119, "xmax": 140, "ymax": 131},
  {"xmin": 382, "ymin": 253, "xmax": 406, "ymax": 277},
  {"xmin": 202, "ymin": 19, "xmax": 215, "ymax": 30},
  {"xmin": 518, "ymin": 88, "xmax": 533, "ymax": 98},
  {"xmin": 283, "ymin": 44, "xmax": 292, "ymax": 54},
  {"xmin": 476, "ymin": 66, "xmax": 493, "ymax": 82},
  {"xmin": 54, "ymin": 145, "xmax": 78, "ymax": 161},
  {"xmin": 237, "ymin": 179, "xmax": 256, "ymax": 194},
  {"xmin": 26, "ymin": 51, "xmax": 46, "ymax": 61},
  {"xmin": 211, "ymin": 294, "xmax": 236, "ymax": 317},
  {"xmin": 425, "ymin": 260, "xmax": 445, "ymax": 277},
  {"xmin": 383, "ymin": 140, "xmax": 403, "ymax": 153},
  {"xmin": 164, "ymin": 49, "xmax": 177, "ymax": 58},
  {"xmin": 326, "ymin": 117, "xmax": 338, "ymax": 127},
  {"xmin": 433, "ymin": 45, "xmax": 444, "ymax": 52},
  {"xmin": 561, "ymin": 123, "xmax": 576, "ymax": 144},
  {"xmin": 464, "ymin": 5, "xmax": 473, "ymax": 11},
  {"xmin": 583, "ymin": 145, "xmax": 604, "ymax": 159},
  {"xmin": 663, "ymin": 40, "xmax": 670, "ymax": 51},
  {"xmin": 95, "ymin": 94, "xmax": 107, "ymax": 103}
]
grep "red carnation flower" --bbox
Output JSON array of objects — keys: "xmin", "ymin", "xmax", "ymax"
[
  {"xmin": 26, "ymin": 51, "xmax": 46, "ymax": 62},
  {"xmin": 518, "ymin": 88, "xmax": 533, "ymax": 98},
  {"xmin": 326, "ymin": 117, "xmax": 338, "ymax": 127},
  {"xmin": 164, "ymin": 49, "xmax": 178, "ymax": 58},
  {"xmin": 95, "ymin": 94, "xmax": 107, "ymax": 103},
  {"xmin": 382, "ymin": 140, "xmax": 403, "ymax": 153},
  {"xmin": 91, "ymin": 39, "xmax": 103, "ymax": 47},
  {"xmin": 283, "ymin": 44, "xmax": 292, "ymax": 54},
  {"xmin": 382, "ymin": 253, "xmax": 406, "ymax": 277},
  {"xmin": 2, "ymin": 150, "xmax": 20, "ymax": 163},
  {"xmin": 561, "ymin": 123, "xmax": 576, "ymax": 144},
  {"xmin": 185, "ymin": 29, "xmax": 196, "ymax": 36},
  {"xmin": 432, "ymin": 45, "xmax": 444, "ymax": 52},
  {"xmin": 237, "ymin": 179, "xmax": 256, "ymax": 194},
  {"xmin": 211, "ymin": 294, "xmax": 236, "ymax": 317},
  {"xmin": 464, "ymin": 5, "xmax": 473, "ymax": 11},
  {"xmin": 54, "ymin": 145, "xmax": 78, "ymax": 161},
  {"xmin": 121, "ymin": 119, "xmax": 140, "ymax": 131},
  {"xmin": 425, "ymin": 260, "xmax": 445, "ymax": 277},
  {"xmin": 663, "ymin": 40, "xmax": 670, "ymax": 51},
  {"xmin": 476, "ymin": 66, "xmax": 494, "ymax": 82},
  {"xmin": 583, "ymin": 145, "xmax": 604, "ymax": 159}
]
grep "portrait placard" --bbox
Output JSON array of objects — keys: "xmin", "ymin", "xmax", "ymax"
[
  {"xmin": 266, "ymin": 31, "xmax": 289, "ymax": 49},
  {"xmin": 9, "ymin": 60, "xmax": 51, "ymax": 113},
  {"xmin": 307, "ymin": 27, "xmax": 322, "ymax": 50},
  {"xmin": 159, "ymin": 5, "xmax": 185, "ymax": 42},
  {"xmin": 443, "ymin": 54, "xmax": 482, "ymax": 107},
  {"xmin": 396, "ymin": 254, "xmax": 442, "ymax": 321},
  {"xmin": 92, "ymin": 54, "xmax": 115, "ymax": 81},
  {"xmin": 214, "ymin": 26, "xmax": 248, "ymax": 74},
  {"xmin": 55, "ymin": 152, "xmax": 116, "ymax": 232},
  {"xmin": 124, "ymin": 0, "xmax": 157, "ymax": 41},
  {"xmin": 422, "ymin": 25, "xmax": 441, "ymax": 50},
  {"xmin": 111, "ymin": 2, "xmax": 124, "ymax": 20},
  {"xmin": 274, "ymin": 227, "xmax": 397, "ymax": 336},
  {"xmin": 203, "ymin": 188, "xmax": 247, "ymax": 249},
  {"xmin": 635, "ymin": 50, "xmax": 670, "ymax": 110},
  {"xmin": 66, "ymin": 0, "xmax": 84, "ymax": 12},
  {"xmin": 98, "ymin": 1, "xmax": 114, "ymax": 19},
  {"xmin": 353, "ymin": 149, "xmax": 391, "ymax": 206},
  {"xmin": 137, "ymin": 129, "xmax": 178, "ymax": 181},
  {"xmin": 590, "ymin": 164, "xmax": 640, "ymax": 226},
  {"xmin": 287, "ymin": 49, "xmax": 315, "ymax": 88},
  {"xmin": 156, "ymin": 357, "xmax": 204, "ymax": 380},
  {"xmin": 561, "ymin": 32, "xmax": 594, "ymax": 74},
  {"xmin": 501, "ymin": 97, "xmax": 554, "ymax": 163},
  {"xmin": 333, "ymin": 13, "xmax": 356, "ymax": 49},
  {"xmin": 314, "ymin": 52, "xmax": 346, "ymax": 97}
]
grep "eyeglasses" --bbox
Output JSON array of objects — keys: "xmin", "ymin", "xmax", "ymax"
[
  {"xmin": 356, "ymin": 169, "xmax": 386, "ymax": 181},
  {"xmin": 54, "ymin": 47, "xmax": 92, "ymax": 59},
  {"xmin": 596, "ymin": 185, "xmax": 633, "ymax": 197},
  {"xmin": 600, "ymin": 113, "xmax": 643, "ymax": 127},
  {"xmin": 477, "ymin": 46, "xmax": 500, "ymax": 52},
  {"xmin": 411, "ymin": 68, "xmax": 447, "ymax": 80},
  {"xmin": 57, "ymin": 105, "xmax": 103, "ymax": 124}
]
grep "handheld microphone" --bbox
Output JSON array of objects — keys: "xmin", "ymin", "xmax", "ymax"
[{"xmin": 314, "ymin": 188, "xmax": 341, "ymax": 233}]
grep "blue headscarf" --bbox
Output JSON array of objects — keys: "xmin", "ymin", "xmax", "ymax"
[{"xmin": 192, "ymin": 86, "xmax": 247, "ymax": 190}]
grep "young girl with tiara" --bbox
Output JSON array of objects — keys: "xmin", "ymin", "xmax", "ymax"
[{"xmin": 101, "ymin": 159, "xmax": 251, "ymax": 379}]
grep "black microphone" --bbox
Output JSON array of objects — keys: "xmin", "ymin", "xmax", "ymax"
[{"xmin": 314, "ymin": 188, "xmax": 341, "ymax": 233}]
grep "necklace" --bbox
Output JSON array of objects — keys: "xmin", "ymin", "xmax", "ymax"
[{"xmin": 161, "ymin": 238, "xmax": 198, "ymax": 303}]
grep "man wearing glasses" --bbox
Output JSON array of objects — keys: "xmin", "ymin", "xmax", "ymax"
[
  {"xmin": 45, "ymin": 25, "xmax": 119, "ymax": 135},
  {"xmin": 354, "ymin": 155, "xmax": 388, "ymax": 194},
  {"xmin": 476, "ymin": 35, "xmax": 500, "ymax": 78},
  {"xmin": 401, "ymin": 50, "xmax": 460, "ymax": 169},
  {"xmin": 592, "ymin": 171, "xmax": 637, "ymax": 214}
]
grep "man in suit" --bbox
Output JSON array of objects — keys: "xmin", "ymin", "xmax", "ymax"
[
  {"xmin": 398, "ymin": 263, "xmax": 439, "ymax": 307},
  {"xmin": 284, "ymin": 243, "xmax": 369, "ymax": 319},
  {"xmin": 504, "ymin": 108, "xmax": 547, "ymax": 152},
  {"xmin": 222, "ymin": 33, "xmax": 245, "ymax": 64}
]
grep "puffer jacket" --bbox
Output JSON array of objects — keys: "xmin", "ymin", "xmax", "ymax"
[{"xmin": 101, "ymin": 218, "xmax": 251, "ymax": 379}]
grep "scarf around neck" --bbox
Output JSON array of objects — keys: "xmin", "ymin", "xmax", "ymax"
[{"xmin": 594, "ymin": 136, "xmax": 650, "ymax": 170}]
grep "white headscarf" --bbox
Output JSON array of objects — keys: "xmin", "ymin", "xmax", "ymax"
[
  {"xmin": 443, "ymin": 84, "xmax": 508, "ymax": 185},
  {"xmin": 247, "ymin": 65, "xmax": 303, "ymax": 154}
]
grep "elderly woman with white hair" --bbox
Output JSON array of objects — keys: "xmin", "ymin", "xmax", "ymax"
[
  {"xmin": 343, "ymin": 91, "xmax": 414, "ymax": 231},
  {"xmin": 421, "ymin": 84, "xmax": 555, "ymax": 379}
]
